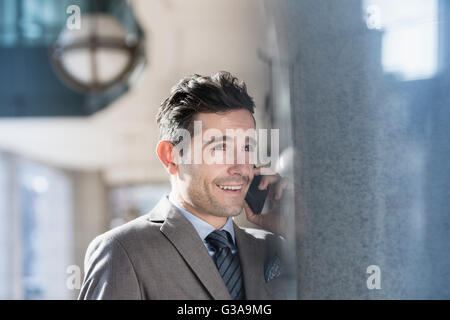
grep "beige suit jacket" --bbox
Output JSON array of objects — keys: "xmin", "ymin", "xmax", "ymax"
[{"xmin": 78, "ymin": 197, "xmax": 286, "ymax": 300}]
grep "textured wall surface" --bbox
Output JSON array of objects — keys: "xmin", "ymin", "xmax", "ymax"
[{"xmin": 268, "ymin": 0, "xmax": 450, "ymax": 299}]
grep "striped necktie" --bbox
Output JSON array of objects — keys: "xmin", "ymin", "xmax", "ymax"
[{"xmin": 205, "ymin": 230, "xmax": 246, "ymax": 300}]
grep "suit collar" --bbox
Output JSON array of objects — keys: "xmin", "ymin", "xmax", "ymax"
[
  {"xmin": 148, "ymin": 197, "xmax": 232, "ymax": 300},
  {"xmin": 167, "ymin": 195, "xmax": 236, "ymax": 244},
  {"xmin": 147, "ymin": 197, "xmax": 170, "ymax": 222},
  {"xmin": 147, "ymin": 197, "xmax": 272, "ymax": 300}
]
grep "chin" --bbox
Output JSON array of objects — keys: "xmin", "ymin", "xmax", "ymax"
[
  {"xmin": 212, "ymin": 204, "xmax": 242, "ymax": 218},
  {"xmin": 226, "ymin": 204, "xmax": 244, "ymax": 217},
  {"xmin": 209, "ymin": 192, "xmax": 244, "ymax": 217}
]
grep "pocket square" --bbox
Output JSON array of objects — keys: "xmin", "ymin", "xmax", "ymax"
[{"xmin": 264, "ymin": 255, "xmax": 283, "ymax": 283}]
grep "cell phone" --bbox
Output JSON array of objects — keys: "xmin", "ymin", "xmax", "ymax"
[{"xmin": 245, "ymin": 174, "xmax": 269, "ymax": 215}]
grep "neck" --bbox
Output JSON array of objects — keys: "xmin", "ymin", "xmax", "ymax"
[{"xmin": 170, "ymin": 191, "xmax": 228, "ymax": 230}]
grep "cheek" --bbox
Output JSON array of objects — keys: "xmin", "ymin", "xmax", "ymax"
[
  {"xmin": 203, "ymin": 166, "xmax": 224, "ymax": 189},
  {"xmin": 180, "ymin": 163, "xmax": 201, "ymax": 176},
  {"xmin": 188, "ymin": 165, "xmax": 216, "ymax": 187}
]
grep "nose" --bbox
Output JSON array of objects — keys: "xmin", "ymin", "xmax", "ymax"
[{"xmin": 227, "ymin": 163, "xmax": 252, "ymax": 179}]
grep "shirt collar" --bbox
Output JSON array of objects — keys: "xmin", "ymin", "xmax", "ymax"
[{"xmin": 167, "ymin": 194, "xmax": 236, "ymax": 244}]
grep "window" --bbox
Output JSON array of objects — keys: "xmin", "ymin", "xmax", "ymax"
[
  {"xmin": 0, "ymin": 153, "xmax": 74, "ymax": 299},
  {"xmin": 0, "ymin": 154, "xmax": 10, "ymax": 299},
  {"xmin": 364, "ymin": 0, "xmax": 439, "ymax": 81}
]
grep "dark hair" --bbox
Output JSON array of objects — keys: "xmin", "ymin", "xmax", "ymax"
[{"xmin": 157, "ymin": 71, "xmax": 255, "ymax": 145}]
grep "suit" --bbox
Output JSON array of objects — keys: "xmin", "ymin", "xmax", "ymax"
[{"xmin": 78, "ymin": 196, "xmax": 286, "ymax": 299}]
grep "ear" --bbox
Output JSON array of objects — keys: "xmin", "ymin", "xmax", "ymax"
[{"xmin": 156, "ymin": 140, "xmax": 178, "ymax": 175}]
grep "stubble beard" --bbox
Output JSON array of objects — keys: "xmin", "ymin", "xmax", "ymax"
[{"xmin": 190, "ymin": 182, "xmax": 244, "ymax": 218}]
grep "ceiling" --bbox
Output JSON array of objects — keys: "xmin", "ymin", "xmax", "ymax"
[{"xmin": 0, "ymin": 0, "xmax": 271, "ymax": 185}]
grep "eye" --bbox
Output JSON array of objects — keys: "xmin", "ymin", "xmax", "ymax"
[
  {"xmin": 213, "ymin": 143, "xmax": 226, "ymax": 151},
  {"xmin": 244, "ymin": 144, "xmax": 255, "ymax": 152}
]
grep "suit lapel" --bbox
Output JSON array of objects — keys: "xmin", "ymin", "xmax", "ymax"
[
  {"xmin": 233, "ymin": 223, "xmax": 271, "ymax": 299},
  {"xmin": 149, "ymin": 197, "xmax": 232, "ymax": 300}
]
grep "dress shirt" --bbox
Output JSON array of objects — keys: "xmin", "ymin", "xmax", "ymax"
[{"xmin": 167, "ymin": 195, "xmax": 237, "ymax": 261}]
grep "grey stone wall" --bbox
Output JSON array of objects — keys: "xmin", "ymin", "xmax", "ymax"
[{"xmin": 267, "ymin": 0, "xmax": 450, "ymax": 299}]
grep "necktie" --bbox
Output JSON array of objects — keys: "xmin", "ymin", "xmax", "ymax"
[{"xmin": 205, "ymin": 230, "xmax": 246, "ymax": 300}]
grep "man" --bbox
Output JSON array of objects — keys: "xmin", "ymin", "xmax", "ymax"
[{"xmin": 78, "ymin": 71, "xmax": 289, "ymax": 300}]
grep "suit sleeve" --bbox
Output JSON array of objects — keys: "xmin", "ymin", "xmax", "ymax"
[{"xmin": 78, "ymin": 235, "xmax": 142, "ymax": 300}]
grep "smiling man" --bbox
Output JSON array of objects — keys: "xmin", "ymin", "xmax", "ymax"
[{"xmin": 78, "ymin": 71, "xmax": 288, "ymax": 300}]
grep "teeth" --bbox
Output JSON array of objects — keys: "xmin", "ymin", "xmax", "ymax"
[{"xmin": 218, "ymin": 185, "xmax": 242, "ymax": 191}]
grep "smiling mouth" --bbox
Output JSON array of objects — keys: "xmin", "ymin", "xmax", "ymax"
[{"xmin": 216, "ymin": 184, "xmax": 244, "ymax": 195}]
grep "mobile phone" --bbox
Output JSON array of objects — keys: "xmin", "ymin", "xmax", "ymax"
[{"xmin": 245, "ymin": 174, "xmax": 269, "ymax": 215}]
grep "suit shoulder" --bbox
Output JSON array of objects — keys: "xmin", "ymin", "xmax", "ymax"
[{"xmin": 87, "ymin": 214, "xmax": 162, "ymax": 253}]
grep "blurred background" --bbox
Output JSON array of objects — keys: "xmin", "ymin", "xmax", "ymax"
[
  {"xmin": 0, "ymin": 0, "xmax": 289, "ymax": 299},
  {"xmin": 1, "ymin": 0, "xmax": 450, "ymax": 300}
]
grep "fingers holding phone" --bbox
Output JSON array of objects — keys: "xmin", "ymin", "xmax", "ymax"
[
  {"xmin": 252, "ymin": 166, "xmax": 292, "ymax": 202},
  {"xmin": 243, "ymin": 166, "xmax": 293, "ymax": 235}
]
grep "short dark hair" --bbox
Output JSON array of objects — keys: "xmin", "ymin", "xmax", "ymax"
[{"xmin": 157, "ymin": 71, "xmax": 255, "ymax": 145}]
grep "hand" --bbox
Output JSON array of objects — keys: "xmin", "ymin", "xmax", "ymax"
[{"xmin": 243, "ymin": 166, "xmax": 293, "ymax": 236}]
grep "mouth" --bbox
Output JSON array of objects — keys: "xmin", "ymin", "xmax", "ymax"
[{"xmin": 216, "ymin": 184, "xmax": 244, "ymax": 196}]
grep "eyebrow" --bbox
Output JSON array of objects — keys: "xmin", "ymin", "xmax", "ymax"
[{"xmin": 203, "ymin": 135, "xmax": 257, "ymax": 148}]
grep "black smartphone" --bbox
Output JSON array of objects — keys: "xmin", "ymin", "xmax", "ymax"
[{"xmin": 245, "ymin": 174, "xmax": 269, "ymax": 215}]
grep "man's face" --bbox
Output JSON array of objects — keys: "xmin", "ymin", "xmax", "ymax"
[{"xmin": 176, "ymin": 109, "xmax": 256, "ymax": 218}]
